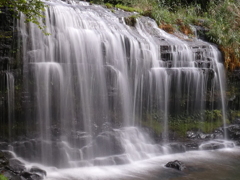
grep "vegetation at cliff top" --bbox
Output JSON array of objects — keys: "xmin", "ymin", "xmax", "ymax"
[{"xmin": 93, "ymin": 0, "xmax": 240, "ymax": 71}]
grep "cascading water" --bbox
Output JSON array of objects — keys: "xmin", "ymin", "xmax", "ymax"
[
  {"xmin": 6, "ymin": 72, "xmax": 15, "ymax": 140},
  {"xmin": 4, "ymin": 0, "xmax": 227, "ymax": 170}
]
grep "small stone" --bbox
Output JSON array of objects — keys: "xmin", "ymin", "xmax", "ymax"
[{"xmin": 166, "ymin": 160, "xmax": 186, "ymax": 171}]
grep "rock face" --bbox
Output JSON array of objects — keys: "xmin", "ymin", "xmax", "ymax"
[
  {"xmin": 166, "ymin": 160, "xmax": 186, "ymax": 171},
  {"xmin": 93, "ymin": 131, "xmax": 125, "ymax": 157},
  {"xmin": 186, "ymin": 129, "xmax": 223, "ymax": 140},
  {"xmin": 226, "ymin": 124, "xmax": 240, "ymax": 140},
  {"xmin": 0, "ymin": 150, "xmax": 46, "ymax": 180}
]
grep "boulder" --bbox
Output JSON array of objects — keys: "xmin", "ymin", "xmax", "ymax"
[
  {"xmin": 9, "ymin": 158, "xmax": 26, "ymax": 173},
  {"xmin": 165, "ymin": 160, "xmax": 186, "ymax": 171},
  {"xmin": 200, "ymin": 140, "xmax": 235, "ymax": 150},
  {"xmin": 200, "ymin": 142, "xmax": 225, "ymax": 150},
  {"xmin": 21, "ymin": 171, "xmax": 42, "ymax": 180},
  {"xmin": 226, "ymin": 125, "xmax": 240, "ymax": 140},
  {"xmin": 93, "ymin": 131, "xmax": 125, "ymax": 157},
  {"xmin": 30, "ymin": 166, "xmax": 47, "ymax": 177}
]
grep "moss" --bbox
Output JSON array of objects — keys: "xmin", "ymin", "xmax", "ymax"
[
  {"xmin": 142, "ymin": 110, "xmax": 229, "ymax": 138},
  {"xmin": 0, "ymin": 174, "xmax": 8, "ymax": 180},
  {"xmin": 124, "ymin": 15, "xmax": 140, "ymax": 26},
  {"xmin": 169, "ymin": 118, "xmax": 228, "ymax": 137},
  {"xmin": 141, "ymin": 119, "xmax": 163, "ymax": 135}
]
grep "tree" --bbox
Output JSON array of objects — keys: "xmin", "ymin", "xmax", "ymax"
[{"xmin": 0, "ymin": 0, "xmax": 46, "ymax": 30}]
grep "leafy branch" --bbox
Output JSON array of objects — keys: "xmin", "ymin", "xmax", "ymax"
[{"xmin": 0, "ymin": 0, "xmax": 46, "ymax": 31}]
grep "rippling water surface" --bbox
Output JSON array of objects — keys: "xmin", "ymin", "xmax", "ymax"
[{"xmin": 32, "ymin": 147, "xmax": 240, "ymax": 180}]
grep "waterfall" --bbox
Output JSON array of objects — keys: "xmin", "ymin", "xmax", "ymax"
[
  {"xmin": 12, "ymin": 0, "xmax": 227, "ymax": 167},
  {"xmin": 6, "ymin": 73, "xmax": 15, "ymax": 140}
]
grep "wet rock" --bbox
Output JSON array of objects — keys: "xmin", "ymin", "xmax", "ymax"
[
  {"xmin": 2, "ymin": 151, "xmax": 14, "ymax": 159},
  {"xmin": 92, "ymin": 131, "xmax": 125, "ymax": 157},
  {"xmin": 93, "ymin": 157, "xmax": 115, "ymax": 166},
  {"xmin": 167, "ymin": 143, "xmax": 186, "ymax": 153},
  {"xmin": 200, "ymin": 142, "xmax": 225, "ymax": 150},
  {"xmin": 166, "ymin": 160, "xmax": 186, "ymax": 171},
  {"xmin": 21, "ymin": 171, "xmax": 42, "ymax": 180},
  {"xmin": 101, "ymin": 122, "xmax": 113, "ymax": 132},
  {"xmin": 21, "ymin": 171, "xmax": 33, "ymax": 179},
  {"xmin": 113, "ymin": 154, "xmax": 130, "ymax": 165},
  {"xmin": 71, "ymin": 160, "xmax": 92, "ymax": 167},
  {"xmin": 68, "ymin": 130, "xmax": 92, "ymax": 149},
  {"xmin": 197, "ymin": 132, "xmax": 213, "ymax": 139},
  {"xmin": 226, "ymin": 125, "xmax": 240, "ymax": 140},
  {"xmin": 30, "ymin": 166, "xmax": 47, "ymax": 177},
  {"xmin": 213, "ymin": 129, "xmax": 224, "ymax": 139},
  {"xmin": 200, "ymin": 140, "xmax": 235, "ymax": 150},
  {"xmin": 185, "ymin": 142, "xmax": 199, "ymax": 151},
  {"xmin": 232, "ymin": 118, "xmax": 240, "ymax": 124},
  {"xmin": 186, "ymin": 131, "xmax": 198, "ymax": 139},
  {"xmin": 0, "ymin": 150, "xmax": 45, "ymax": 180},
  {"xmin": 124, "ymin": 16, "xmax": 137, "ymax": 26},
  {"xmin": 0, "ymin": 142, "xmax": 8, "ymax": 150},
  {"xmin": 9, "ymin": 158, "xmax": 26, "ymax": 173},
  {"xmin": 0, "ymin": 151, "xmax": 9, "ymax": 167},
  {"xmin": 49, "ymin": 125, "xmax": 62, "ymax": 139}
]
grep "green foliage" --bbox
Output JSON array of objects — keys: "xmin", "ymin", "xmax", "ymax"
[
  {"xmin": 97, "ymin": 0, "xmax": 239, "ymax": 70},
  {"xmin": 142, "ymin": 119, "xmax": 163, "ymax": 134},
  {"xmin": 205, "ymin": 110, "xmax": 223, "ymax": 122},
  {"xmin": 228, "ymin": 110, "xmax": 240, "ymax": 122},
  {"xmin": 143, "ymin": 110, "xmax": 228, "ymax": 137},
  {"xmin": 0, "ymin": 175, "xmax": 8, "ymax": 180},
  {"xmin": 169, "ymin": 117, "xmax": 226, "ymax": 137},
  {"xmin": 169, "ymin": 110, "xmax": 229, "ymax": 136},
  {"xmin": 205, "ymin": 0, "xmax": 240, "ymax": 70},
  {"xmin": 0, "ymin": 0, "xmax": 46, "ymax": 31},
  {"xmin": 105, "ymin": 3, "xmax": 114, "ymax": 8},
  {"xmin": 115, "ymin": 4, "xmax": 142, "ymax": 13},
  {"xmin": 92, "ymin": 0, "xmax": 124, "ymax": 5}
]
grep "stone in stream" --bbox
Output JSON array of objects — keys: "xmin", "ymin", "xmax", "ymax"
[
  {"xmin": 165, "ymin": 160, "xmax": 186, "ymax": 171},
  {"xmin": 30, "ymin": 166, "xmax": 47, "ymax": 177}
]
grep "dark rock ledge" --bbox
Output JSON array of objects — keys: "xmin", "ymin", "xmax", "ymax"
[{"xmin": 0, "ymin": 150, "xmax": 46, "ymax": 180}]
